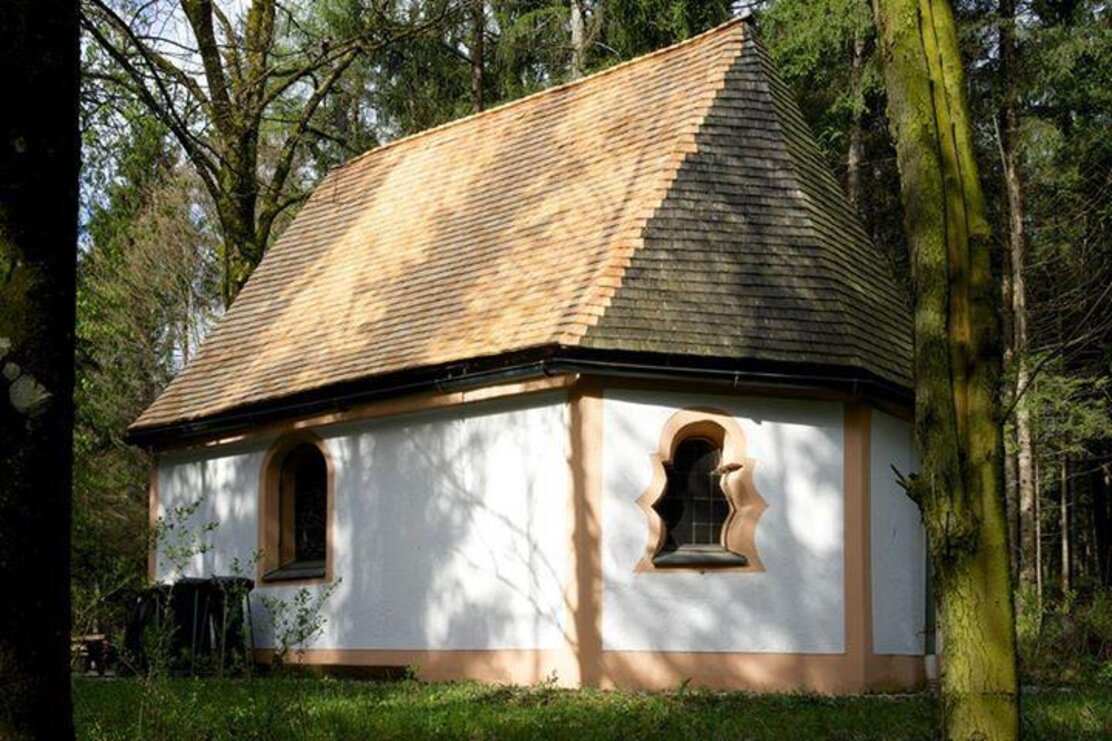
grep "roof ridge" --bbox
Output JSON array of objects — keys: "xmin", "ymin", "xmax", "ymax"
[{"xmin": 330, "ymin": 17, "xmax": 748, "ymax": 175}]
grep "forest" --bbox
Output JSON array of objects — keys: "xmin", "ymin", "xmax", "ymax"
[{"xmin": 0, "ymin": 0, "xmax": 1109, "ymax": 738}]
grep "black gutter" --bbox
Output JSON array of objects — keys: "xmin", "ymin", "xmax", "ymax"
[{"xmin": 127, "ymin": 346, "xmax": 912, "ymax": 449}]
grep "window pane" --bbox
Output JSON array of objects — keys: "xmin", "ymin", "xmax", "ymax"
[
  {"xmin": 655, "ymin": 436, "xmax": 726, "ymax": 549},
  {"xmin": 282, "ymin": 444, "xmax": 327, "ymax": 563}
]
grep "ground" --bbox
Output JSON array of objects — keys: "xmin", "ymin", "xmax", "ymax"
[{"xmin": 74, "ymin": 677, "xmax": 1112, "ymax": 739}]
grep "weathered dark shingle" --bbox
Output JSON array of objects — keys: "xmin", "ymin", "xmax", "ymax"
[{"xmin": 583, "ymin": 33, "xmax": 912, "ymax": 387}]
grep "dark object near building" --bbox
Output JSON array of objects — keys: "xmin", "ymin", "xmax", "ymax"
[
  {"xmin": 123, "ymin": 576, "xmax": 255, "ymax": 676},
  {"xmin": 71, "ymin": 633, "xmax": 116, "ymax": 676}
]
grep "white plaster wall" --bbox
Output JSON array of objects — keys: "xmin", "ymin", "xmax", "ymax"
[
  {"xmin": 601, "ymin": 390, "xmax": 845, "ymax": 653},
  {"xmin": 156, "ymin": 392, "xmax": 571, "ymax": 652},
  {"xmin": 870, "ymin": 410, "xmax": 926, "ymax": 655},
  {"xmin": 156, "ymin": 442, "xmax": 266, "ymax": 582}
]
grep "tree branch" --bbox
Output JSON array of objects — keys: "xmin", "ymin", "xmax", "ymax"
[
  {"xmin": 181, "ymin": 0, "xmax": 237, "ymax": 140},
  {"xmin": 256, "ymin": 47, "xmax": 359, "ymax": 236},
  {"xmin": 80, "ymin": 12, "xmax": 221, "ymax": 200},
  {"xmin": 210, "ymin": 1, "xmax": 245, "ymax": 97}
]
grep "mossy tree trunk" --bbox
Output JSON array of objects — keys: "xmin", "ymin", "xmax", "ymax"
[
  {"xmin": 872, "ymin": 0, "xmax": 1019, "ymax": 738},
  {"xmin": 0, "ymin": 0, "xmax": 78, "ymax": 737}
]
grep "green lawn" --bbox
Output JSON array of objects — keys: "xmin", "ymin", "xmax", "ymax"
[{"xmin": 73, "ymin": 678, "xmax": 1112, "ymax": 740}]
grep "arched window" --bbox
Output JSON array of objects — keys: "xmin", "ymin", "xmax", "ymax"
[
  {"xmin": 636, "ymin": 409, "xmax": 767, "ymax": 571},
  {"xmin": 280, "ymin": 444, "xmax": 327, "ymax": 567},
  {"xmin": 260, "ymin": 436, "xmax": 332, "ymax": 583},
  {"xmin": 656, "ymin": 437, "xmax": 729, "ymax": 553}
]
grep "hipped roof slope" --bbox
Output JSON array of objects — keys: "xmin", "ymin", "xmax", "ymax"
[{"xmin": 133, "ymin": 18, "xmax": 911, "ymax": 437}]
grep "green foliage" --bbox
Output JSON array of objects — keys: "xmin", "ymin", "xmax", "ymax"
[
  {"xmin": 73, "ymin": 112, "xmax": 222, "ymax": 641},
  {"xmin": 152, "ymin": 495, "xmax": 219, "ymax": 579},
  {"xmin": 759, "ymin": 0, "xmax": 907, "ymax": 277},
  {"xmin": 335, "ymin": 0, "xmax": 736, "ymax": 141},
  {"xmin": 761, "ymin": 0, "xmax": 876, "ymax": 120},
  {"xmin": 72, "ymin": 677, "xmax": 1112, "ymax": 740},
  {"xmin": 1018, "ymin": 587, "xmax": 1112, "ymax": 686},
  {"xmin": 260, "ymin": 580, "xmax": 341, "ymax": 669},
  {"xmin": 492, "ymin": 1, "xmax": 575, "ymax": 99},
  {"xmin": 600, "ymin": 0, "xmax": 734, "ymax": 62},
  {"xmin": 1019, "ymin": 355, "xmax": 1111, "ymax": 461}
]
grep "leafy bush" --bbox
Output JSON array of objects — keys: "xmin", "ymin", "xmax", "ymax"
[{"xmin": 1019, "ymin": 586, "xmax": 1112, "ymax": 685}]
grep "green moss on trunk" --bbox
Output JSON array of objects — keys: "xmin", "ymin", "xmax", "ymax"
[{"xmin": 873, "ymin": 0, "xmax": 1019, "ymax": 738}]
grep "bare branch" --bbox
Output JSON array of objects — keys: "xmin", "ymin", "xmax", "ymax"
[
  {"xmin": 80, "ymin": 11, "xmax": 221, "ymax": 199},
  {"xmin": 256, "ymin": 47, "xmax": 360, "ymax": 236},
  {"xmin": 86, "ymin": 0, "xmax": 212, "ymax": 115},
  {"xmin": 258, "ymin": 4, "xmax": 460, "ymax": 110}
]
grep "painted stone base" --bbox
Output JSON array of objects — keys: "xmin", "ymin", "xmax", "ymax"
[{"xmin": 254, "ymin": 649, "xmax": 926, "ymax": 694}]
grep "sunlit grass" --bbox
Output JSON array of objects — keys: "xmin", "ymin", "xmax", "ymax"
[{"xmin": 73, "ymin": 677, "xmax": 1111, "ymax": 739}]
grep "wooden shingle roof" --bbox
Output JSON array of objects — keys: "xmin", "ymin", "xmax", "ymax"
[{"xmin": 132, "ymin": 19, "xmax": 911, "ymax": 440}]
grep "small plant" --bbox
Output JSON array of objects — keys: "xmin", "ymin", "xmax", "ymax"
[
  {"xmin": 131, "ymin": 495, "xmax": 223, "ymax": 737},
  {"xmin": 539, "ymin": 668, "xmax": 560, "ymax": 690},
  {"xmin": 260, "ymin": 578, "xmax": 341, "ymax": 669}
]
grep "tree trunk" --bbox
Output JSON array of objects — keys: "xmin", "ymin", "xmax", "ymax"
[
  {"xmin": 873, "ymin": 0, "xmax": 1019, "ymax": 738},
  {"xmin": 999, "ymin": 0, "xmax": 1037, "ymax": 592},
  {"xmin": 470, "ymin": 0, "xmax": 484, "ymax": 113},
  {"xmin": 1095, "ymin": 459, "xmax": 1112, "ymax": 587},
  {"xmin": 1035, "ymin": 452, "xmax": 1043, "ymax": 611},
  {"xmin": 570, "ymin": 0, "xmax": 586, "ymax": 80},
  {"xmin": 1003, "ymin": 424, "xmax": 1020, "ymax": 579},
  {"xmin": 1060, "ymin": 455, "xmax": 1070, "ymax": 595},
  {"xmin": 0, "ymin": 1, "xmax": 78, "ymax": 738},
  {"xmin": 846, "ymin": 29, "xmax": 867, "ymax": 210},
  {"xmin": 214, "ymin": 192, "xmax": 264, "ymax": 307}
]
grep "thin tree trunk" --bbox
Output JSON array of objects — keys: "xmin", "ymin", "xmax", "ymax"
[
  {"xmin": 1035, "ymin": 453, "xmax": 1043, "ymax": 612},
  {"xmin": 846, "ymin": 30, "xmax": 867, "ymax": 210},
  {"xmin": 570, "ymin": 0, "xmax": 586, "ymax": 80},
  {"xmin": 1000, "ymin": 172, "xmax": 1018, "ymax": 580},
  {"xmin": 0, "ymin": 1, "xmax": 78, "ymax": 737},
  {"xmin": 1004, "ymin": 425, "xmax": 1020, "ymax": 578},
  {"xmin": 873, "ymin": 0, "xmax": 1019, "ymax": 737},
  {"xmin": 999, "ymin": 0, "xmax": 1037, "ymax": 592},
  {"xmin": 1061, "ymin": 454, "xmax": 1070, "ymax": 595},
  {"xmin": 470, "ymin": 0, "xmax": 484, "ymax": 113},
  {"xmin": 1096, "ymin": 460, "xmax": 1112, "ymax": 586}
]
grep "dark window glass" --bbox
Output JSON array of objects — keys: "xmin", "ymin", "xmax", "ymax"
[
  {"xmin": 655, "ymin": 437, "xmax": 726, "ymax": 551},
  {"xmin": 282, "ymin": 444, "xmax": 327, "ymax": 564}
]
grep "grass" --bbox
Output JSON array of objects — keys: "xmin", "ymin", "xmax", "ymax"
[{"xmin": 73, "ymin": 677, "xmax": 1112, "ymax": 740}]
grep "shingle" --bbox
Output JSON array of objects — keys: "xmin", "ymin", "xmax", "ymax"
[
  {"xmin": 582, "ymin": 31, "xmax": 912, "ymax": 386},
  {"xmin": 131, "ymin": 19, "xmax": 911, "ymax": 435}
]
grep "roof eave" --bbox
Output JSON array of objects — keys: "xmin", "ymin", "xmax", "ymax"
[{"xmin": 127, "ymin": 347, "xmax": 912, "ymax": 450}]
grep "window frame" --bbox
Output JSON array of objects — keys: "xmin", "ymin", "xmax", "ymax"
[
  {"xmin": 258, "ymin": 433, "xmax": 334, "ymax": 585},
  {"xmin": 635, "ymin": 408, "xmax": 767, "ymax": 573}
]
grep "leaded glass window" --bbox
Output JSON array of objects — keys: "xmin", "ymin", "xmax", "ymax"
[
  {"xmin": 655, "ymin": 436, "xmax": 728, "ymax": 552},
  {"xmin": 280, "ymin": 444, "xmax": 327, "ymax": 565}
]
